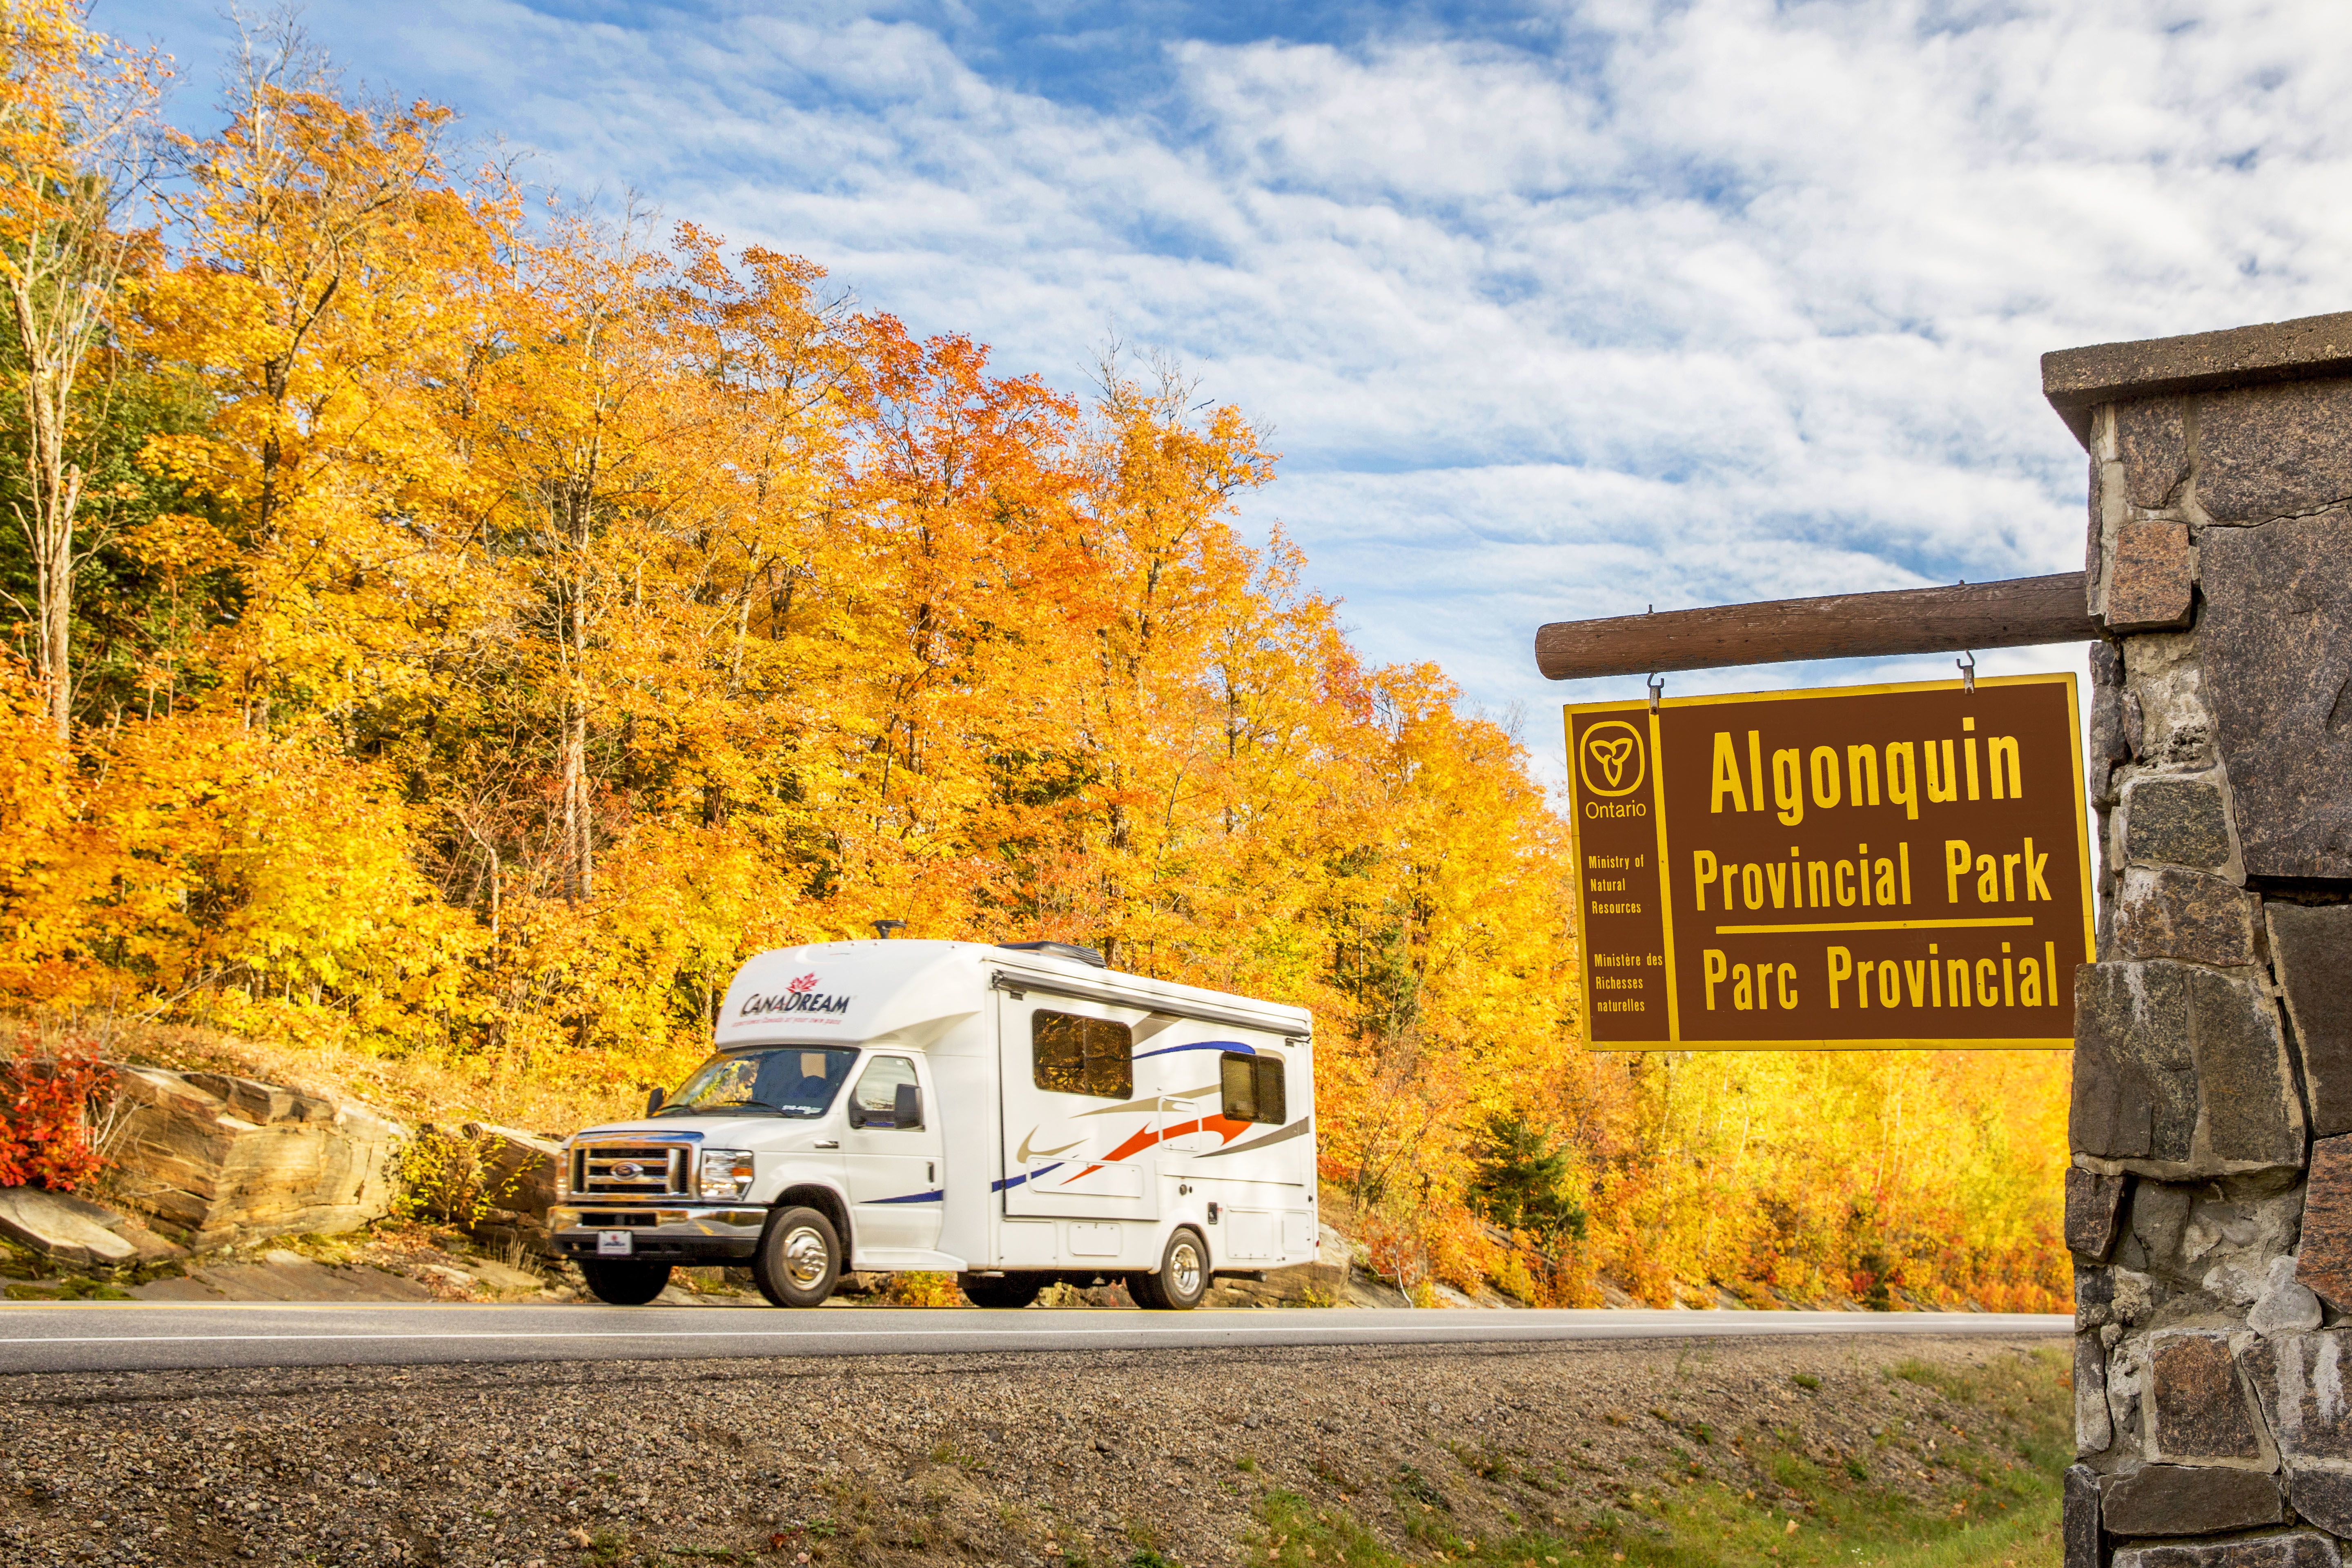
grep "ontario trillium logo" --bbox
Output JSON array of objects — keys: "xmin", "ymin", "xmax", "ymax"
[
  {"xmin": 740, "ymin": 971, "xmax": 851, "ymax": 1018},
  {"xmin": 1579, "ymin": 720, "xmax": 1647, "ymax": 798}
]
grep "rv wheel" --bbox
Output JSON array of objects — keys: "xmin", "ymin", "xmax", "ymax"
[
  {"xmin": 578, "ymin": 1259, "xmax": 673, "ymax": 1306},
  {"xmin": 1131, "ymin": 1227, "xmax": 1209, "ymax": 1311},
  {"xmin": 753, "ymin": 1206, "xmax": 842, "ymax": 1307},
  {"xmin": 958, "ymin": 1272, "xmax": 1045, "ymax": 1309}
]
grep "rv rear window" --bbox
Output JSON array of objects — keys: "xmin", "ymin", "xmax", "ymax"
[
  {"xmin": 1032, "ymin": 1011, "xmax": 1133, "ymax": 1098},
  {"xmin": 1219, "ymin": 1052, "xmax": 1286, "ymax": 1125}
]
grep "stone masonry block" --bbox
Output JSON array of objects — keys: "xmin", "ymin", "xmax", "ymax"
[
  {"xmin": 2241, "ymin": 1332, "xmax": 2352, "ymax": 1466},
  {"xmin": 2118, "ymin": 397, "xmax": 2192, "ymax": 509},
  {"xmin": 2076, "ymin": 962, "xmax": 2195, "ymax": 1164},
  {"xmin": 2114, "ymin": 868, "xmax": 2256, "ymax": 967},
  {"xmin": 2124, "ymin": 778, "xmax": 2232, "ymax": 871},
  {"xmin": 2296, "ymin": 1135, "xmax": 2352, "ymax": 1314},
  {"xmin": 2286, "ymin": 1471, "xmax": 2352, "ymax": 1539},
  {"xmin": 2197, "ymin": 378, "xmax": 2352, "ymax": 525},
  {"xmin": 2267, "ymin": 904, "xmax": 2352, "ymax": 1138},
  {"xmin": 2067, "ymin": 1463, "xmax": 2102, "ymax": 1568},
  {"xmin": 2113, "ymin": 1534, "xmax": 2342, "ymax": 1568},
  {"xmin": 2143, "ymin": 1330, "xmax": 2276, "ymax": 1468},
  {"xmin": 2107, "ymin": 521, "xmax": 2196, "ymax": 632},
  {"xmin": 2197, "ymin": 512, "xmax": 2352, "ymax": 879},
  {"xmin": 2074, "ymin": 962, "xmax": 2302, "ymax": 1176},
  {"xmin": 2069, "ymin": 1167, "xmax": 2130, "ymax": 1261},
  {"xmin": 2080, "ymin": 1335, "xmax": 2115, "ymax": 1455},
  {"xmin": 2100, "ymin": 1465, "xmax": 2283, "ymax": 1537}
]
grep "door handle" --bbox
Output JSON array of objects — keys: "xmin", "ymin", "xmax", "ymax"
[{"xmin": 815, "ymin": 1139, "xmax": 839, "ymax": 1149}]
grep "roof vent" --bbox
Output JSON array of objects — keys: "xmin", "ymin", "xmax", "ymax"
[{"xmin": 996, "ymin": 940, "xmax": 1107, "ymax": 969}]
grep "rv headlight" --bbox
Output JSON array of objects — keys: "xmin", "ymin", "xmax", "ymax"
[
  {"xmin": 555, "ymin": 1145, "xmax": 572, "ymax": 1201},
  {"xmin": 699, "ymin": 1148, "xmax": 756, "ymax": 1201}
]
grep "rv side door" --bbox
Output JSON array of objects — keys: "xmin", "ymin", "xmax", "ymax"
[{"xmin": 997, "ymin": 991, "xmax": 1159, "ymax": 1221}]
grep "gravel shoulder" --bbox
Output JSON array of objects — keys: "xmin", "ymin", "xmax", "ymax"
[{"xmin": 0, "ymin": 1331, "xmax": 2068, "ymax": 1568}]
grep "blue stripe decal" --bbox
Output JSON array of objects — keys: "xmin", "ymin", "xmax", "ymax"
[
  {"xmin": 874, "ymin": 1189, "xmax": 944, "ymax": 1205},
  {"xmin": 991, "ymin": 1161, "xmax": 1065, "ymax": 1193},
  {"xmin": 1132, "ymin": 1040, "xmax": 1255, "ymax": 1060}
]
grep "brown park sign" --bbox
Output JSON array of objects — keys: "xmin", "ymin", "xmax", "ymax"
[{"xmin": 1564, "ymin": 673, "xmax": 2094, "ymax": 1050}]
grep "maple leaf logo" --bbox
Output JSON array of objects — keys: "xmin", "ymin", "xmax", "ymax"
[{"xmin": 786, "ymin": 973, "xmax": 818, "ymax": 995}]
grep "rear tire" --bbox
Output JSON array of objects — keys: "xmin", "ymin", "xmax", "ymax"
[
  {"xmin": 1130, "ymin": 1227, "xmax": 1209, "ymax": 1311},
  {"xmin": 958, "ymin": 1272, "xmax": 1045, "ymax": 1309},
  {"xmin": 753, "ymin": 1206, "xmax": 842, "ymax": 1308},
  {"xmin": 578, "ymin": 1259, "xmax": 672, "ymax": 1306}
]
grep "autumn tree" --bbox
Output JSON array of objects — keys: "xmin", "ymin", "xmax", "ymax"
[{"xmin": 0, "ymin": 0, "xmax": 161, "ymax": 738}]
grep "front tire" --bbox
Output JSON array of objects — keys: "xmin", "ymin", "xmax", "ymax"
[
  {"xmin": 579, "ymin": 1259, "xmax": 672, "ymax": 1306},
  {"xmin": 1130, "ymin": 1227, "xmax": 1209, "ymax": 1311},
  {"xmin": 959, "ymin": 1272, "xmax": 1046, "ymax": 1309},
  {"xmin": 753, "ymin": 1206, "xmax": 842, "ymax": 1307}
]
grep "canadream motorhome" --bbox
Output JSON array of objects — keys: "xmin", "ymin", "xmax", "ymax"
[{"xmin": 547, "ymin": 940, "xmax": 1317, "ymax": 1309}]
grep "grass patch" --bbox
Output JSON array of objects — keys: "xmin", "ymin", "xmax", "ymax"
[{"xmin": 1244, "ymin": 1348, "xmax": 2070, "ymax": 1568}]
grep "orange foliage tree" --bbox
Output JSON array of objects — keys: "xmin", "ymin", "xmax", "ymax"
[{"xmin": 0, "ymin": 11, "xmax": 2066, "ymax": 1307}]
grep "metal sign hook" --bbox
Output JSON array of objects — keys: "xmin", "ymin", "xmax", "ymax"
[
  {"xmin": 1647, "ymin": 673, "xmax": 1665, "ymax": 713},
  {"xmin": 1957, "ymin": 651, "xmax": 1976, "ymax": 695}
]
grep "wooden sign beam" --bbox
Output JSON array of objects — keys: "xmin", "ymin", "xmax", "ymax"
[{"xmin": 1534, "ymin": 572, "xmax": 2097, "ymax": 681}]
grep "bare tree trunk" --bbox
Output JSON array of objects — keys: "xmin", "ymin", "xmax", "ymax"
[{"xmin": 559, "ymin": 484, "xmax": 594, "ymax": 902}]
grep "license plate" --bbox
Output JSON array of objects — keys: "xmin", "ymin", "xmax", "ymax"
[{"xmin": 597, "ymin": 1230, "xmax": 634, "ymax": 1256}]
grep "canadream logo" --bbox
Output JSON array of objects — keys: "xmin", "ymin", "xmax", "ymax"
[{"xmin": 739, "ymin": 973, "xmax": 851, "ymax": 1018}]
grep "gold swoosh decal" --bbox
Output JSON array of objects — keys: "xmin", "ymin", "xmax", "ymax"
[{"xmin": 1015, "ymin": 1129, "xmax": 1086, "ymax": 1163}]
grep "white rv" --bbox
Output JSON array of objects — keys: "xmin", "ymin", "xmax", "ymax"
[{"xmin": 546, "ymin": 940, "xmax": 1317, "ymax": 1310}]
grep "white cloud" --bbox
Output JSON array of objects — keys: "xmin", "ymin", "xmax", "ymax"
[{"xmin": 102, "ymin": 0, "xmax": 2352, "ymax": 773}]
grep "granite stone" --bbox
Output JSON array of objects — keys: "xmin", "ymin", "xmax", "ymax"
[
  {"xmin": 2296, "ymin": 1135, "xmax": 2352, "ymax": 1314},
  {"xmin": 2069, "ymin": 1168, "xmax": 2130, "ymax": 1261},
  {"xmin": 2117, "ymin": 398, "xmax": 2192, "ymax": 510},
  {"xmin": 2183, "ymin": 966, "xmax": 2302, "ymax": 1170},
  {"xmin": 2067, "ymin": 1463, "xmax": 2101, "ymax": 1568},
  {"xmin": 2100, "ymin": 1466, "xmax": 2282, "ymax": 1537},
  {"xmin": 2107, "ymin": 521, "xmax": 2197, "ymax": 631},
  {"xmin": 2078, "ymin": 1336, "xmax": 2113, "ymax": 1454},
  {"xmin": 2267, "ymin": 904, "xmax": 2352, "ymax": 1139},
  {"xmin": 2124, "ymin": 778, "xmax": 2232, "ymax": 871},
  {"xmin": 2114, "ymin": 868, "xmax": 2256, "ymax": 967},
  {"xmin": 2285, "ymin": 1471, "xmax": 2352, "ymax": 1540},
  {"xmin": 2241, "ymin": 1332, "xmax": 2352, "ymax": 1463},
  {"xmin": 2197, "ymin": 513, "xmax": 2352, "ymax": 879},
  {"xmin": 2198, "ymin": 379, "xmax": 2352, "ymax": 525},
  {"xmin": 2043, "ymin": 309, "xmax": 2352, "ymax": 449},
  {"xmin": 2112, "ymin": 1533, "xmax": 2343, "ymax": 1568},
  {"xmin": 2072, "ymin": 962, "xmax": 2301, "ymax": 1175},
  {"xmin": 2075, "ymin": 961, "xmax": 2197, "ymax": 1165},
  {"xmin": 2143, "ymin": 1331, "xmax": 2274, "ymax": 1466}
]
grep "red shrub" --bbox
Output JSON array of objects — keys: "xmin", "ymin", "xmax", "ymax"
[{"xmin": 0, "ymin": 1034, "xmax": 111, "ymax": 1189}]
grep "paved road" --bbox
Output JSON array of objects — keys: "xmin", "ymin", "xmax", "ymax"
[{"xmin": 0, "ymin": 1303, "xmax": 2068, "ymax": 1374}]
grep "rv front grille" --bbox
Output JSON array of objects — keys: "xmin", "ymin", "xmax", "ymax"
[{"xmin": 573, "ymin": 1142, "xmax": 691, "ymax": 1198}]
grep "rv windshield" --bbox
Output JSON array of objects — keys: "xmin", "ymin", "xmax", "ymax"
[{"xmin": 658, "ymin": 1047, "xmax": 859, "ymax": 1118}]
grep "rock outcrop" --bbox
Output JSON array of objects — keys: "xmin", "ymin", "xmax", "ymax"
[
  {"xmin": 0, "ymin": 1186, "xmax": 184, "ymax": 1267},
  {"xmin": 101, "ymin": 1065, "xmax": 407, "ymax": 1249}
]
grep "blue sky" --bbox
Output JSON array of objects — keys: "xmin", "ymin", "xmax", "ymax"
[{"xmin": 100, "ymin": 0, "xmax": 2352, "ymax": 776}]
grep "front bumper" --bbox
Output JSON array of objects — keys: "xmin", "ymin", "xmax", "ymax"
[{"xmin": 548, "ymin": 1204, "xmax": 766, "ymax": 1263}]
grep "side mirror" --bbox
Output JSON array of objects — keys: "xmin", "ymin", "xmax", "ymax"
[
  {"xmin": 646, "ymin": 1086, "xmax": 666, "ymax": 1116},
  {"xmin": 894, "ymin": 1082, "xmax": 923, "ymax": 1130}
]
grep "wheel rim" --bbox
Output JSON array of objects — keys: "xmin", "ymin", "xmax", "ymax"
[
  {"xmin": 782, "ymin": 1225, "xmax": 830, "ymax": 1288},
  {"xmin": 1170, "ymin": 1238, "xmax": 1203, "ymax": 1298}
]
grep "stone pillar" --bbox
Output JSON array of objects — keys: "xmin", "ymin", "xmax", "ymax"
[{"xmin": 2048, "ymin": 311, "xmax": 2352, "ymax": 1568}]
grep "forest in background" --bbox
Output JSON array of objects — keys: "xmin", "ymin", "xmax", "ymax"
[{"xmin": 0, "ymin": 1, "xmax": 2068, "ymax": 1310}]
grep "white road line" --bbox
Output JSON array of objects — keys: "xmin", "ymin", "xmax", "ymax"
[{"xmin": 0, "ymin": 1319, "xmax": 2068, "ymax": 1348}]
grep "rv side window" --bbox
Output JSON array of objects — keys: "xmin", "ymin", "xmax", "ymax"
[
  {"xmin": 1220, "ymin": 1052, "xmax": 1286, "ymax": 1125},
  {"xmin": 1032, "ymin": 1011, "xmax": 1132, "ymax": 1098}
]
